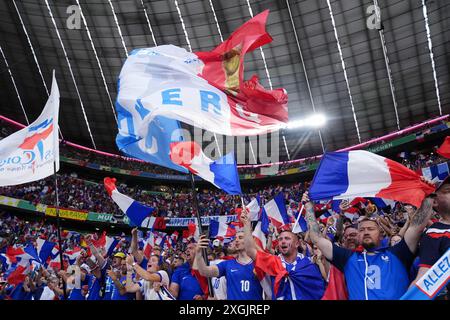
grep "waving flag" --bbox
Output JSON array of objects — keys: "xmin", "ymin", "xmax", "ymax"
[
  {"xmin": 186, "ymin": 220, "xmax": 200, "ymax": 242},
  {"xmin": 309, "ymin": 151, "xmax": 435, "ymax": 207},
  {"xmin": 436, "ymin": 136, "xmax": 450, "ymax": 159},
  {"xmin": 209, "ymin": 220, "xmax": 236, "ymax": 240},
  {"xmin": 246, "ymin": 197, "xmax": 261, "ymax": 221},
  {"xmin": 0, "ymin": 71, "xmax": 59, "ymax": 187},
  {"xmin": 36, "ymin": 238, "xmax": 55, "ymax": 264},
  {"xmin": 64, "ymin": 247, "xmax": 82, "ymax": 265},
  {"xmin": 170, "ymin": 141, "xmax": 242, "ymax": 194},
  {"xmin": 116, "ymin": 10, "xmax": 287, "ymax": 141},
  {"xmin": 5, "ymin": 244, "xmax": 40, "ymax": 285},
  {"xmin": 104, "ymin": 177, "xmax": 166, "ymax": 229},
  {"xmin": 263, "ymin": 193, "xmax": 290, "ymax": 229},
  {"xmin": 252, "ymin": 208, "xmax": 270, "ymax": 250},
  {"xmin": 92, "ymin": 232, "xmax": 120, "ymax": 257},
  {"xmin": 292, "ymin": 212, "xmax": 308, "ymax": 233},
  {"xmin": 143, "ymin": 233, "xmax": 155, "ymax": 259}
]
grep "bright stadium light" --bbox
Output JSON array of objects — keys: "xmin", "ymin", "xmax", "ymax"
[{"xmin": 285, "ymin": 114, "xmax": 326, "ymax": 129}]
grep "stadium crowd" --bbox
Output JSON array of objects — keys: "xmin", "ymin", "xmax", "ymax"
[{"xmin": 0, "ymin": 174, "xmax": 449, "ymax": 300}]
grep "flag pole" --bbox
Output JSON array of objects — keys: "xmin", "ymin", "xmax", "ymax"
[
  {"xmin": 292, "ymin": 204, "xmax": 305, "ymax": 233},
  {"xmin": 53, "ymin": 161, "xmax": 67, "ymax": 300},
  {"xmin": 189, "ymin": 173, "xmax": 214, "ymax": 298}
]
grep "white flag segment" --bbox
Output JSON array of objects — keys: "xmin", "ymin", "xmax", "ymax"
[
  {"xmin": 117, "ymin": 46, "xmax": 284, "ymax": 138},
  {"xmin": 0, "ymin": 71, "xmax": 59, "ymax": 187},
  {"xmin": 246, "ymin": 198, "xmax": 261, "ymax": 221}
]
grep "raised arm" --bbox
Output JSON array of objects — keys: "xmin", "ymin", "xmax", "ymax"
[
  {"xmin": 404, "ymin": 196, "xmax": 434, "ymax": 253},
  {"xmin": 194, "ymin": 235, "xmax": 219, "ymax": 278},
  {"xmin": 125, "ymin": 254, "xmax": 161, "ymax": 282},
  {"xmin": 106, "ymin": 267, "xmax": 127, "ymax": 296},
  {"xmin": 240, "ymin": 207, "xmax": 258, "ymax": 260},
  {"xmin": 125, "ymin": 264, "xmax": 141, "ymax": 293},
  {"xmin": 302, "ymin": 191, "xmax": 333, "ymax": 261},
  {"xmin": 84, "ymin": 235, "xmax": 105, "ymax": 271},
  {"xmin": 130, "ymin": 228, "xmax": 144, "ymax": 264}
]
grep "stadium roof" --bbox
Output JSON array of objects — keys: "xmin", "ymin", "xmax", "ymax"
[{"xmin": 0, "ymin": 0, "xmax": 448, "ymax": 163}]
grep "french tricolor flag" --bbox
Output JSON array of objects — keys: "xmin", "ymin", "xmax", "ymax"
[
  {"xmin": 262, "ymin": 193, "xmax": 290, "ymax": 229},
  {"xmin": 36, "ymin": 238, "xmax": 55, "ymax": 264},
  {"xmin": 143, "ymin": 233, "xmax": 155, "ymax": 259},
  {"xmin": 170, "ymin": 141, "xmax": 242, "ymax": 195},
  {"xmin": 252, "ymin": 208, "xmax": 270, "ymax": 250},
  {"xmin": 92, "ymin": 232, "xmax": 120, "ymax": 257},
  {"xmin": 246, "ymin": 197, "xmax": 261, "ymax": 221},
  {"xmin": 104, "ymin": 177, "xmax": 166, "ymax": 229},
  {"xmin": 209, "ymin": 220, "xmax": 236, "ymax": 239},
  {"xmin": 64, "ymin": 247, "xmax": 82, "ymax": 265},
  {"xmin": 309, "ymin": 151, "xmax": 435, "ymax": 207}
]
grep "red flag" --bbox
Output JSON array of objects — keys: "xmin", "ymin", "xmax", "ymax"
[
  {"xmin": 254, "ymin": 250, "xmax": 288, "ymax": 296},
  {"xmin": 437, "ymin": 136, "xmax": 450, "ymax": 158},
  {"xmin": 196, "ymin": 10, "xmax": 288, "ymax": 135},
  {"xmin": 191, "ymin": 269, "xmax": 209, "ymax": 297},
  {"xmin": 321, "ymin": 266, "xmax": 348, "ymax": 300}
]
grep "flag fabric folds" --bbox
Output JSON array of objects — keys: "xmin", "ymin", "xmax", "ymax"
[
  {"xmin": 262, "ymin": 193, "xmax": 290, "ymax": 229},
  {"xmin": 104, "ymin": 177, "xmax": 166, "ymax": 229},
  {"xmin": 0, "ymin": 71, "xmax": 60, "ymax": 187},
  {"xmin": 309, "ymin": 150, "xmax": 435, "ymax": 207},
  {"xmin": 246, "ymin": 197, "xmax": 261, "ymax": 221},
  {"xmin": 209, "ymin": 220, "xmax": 236, "ymax": 239},
  {"xmin": 92, "ymin": 232, "xmax": 120, "ymax": 257},
  {"xmin": 252, "ymin": 207, "xmax": 270, "ymax": 250},
  {"xmin": 36, "ymin": 238, "xmax": 56, "ymax": 265},
  {"xmin": 116, "ymin": 10, "xmax": 287, "ymax": 140},
  {"xmin": 170, "ymin": 141, "xmax": 242, "ymax": 194},
  {"xmin": 436, "ymin": 136, "xmax": 450, "ymax": 159}
]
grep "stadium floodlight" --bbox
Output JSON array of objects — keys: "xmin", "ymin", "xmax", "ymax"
[{"xmin": 284, "ymin": 114, "xmax": 326, "ymax": 129}]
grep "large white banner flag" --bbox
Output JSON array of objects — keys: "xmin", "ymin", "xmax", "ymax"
[
  {"xmin": 0, "ymin": 71, "xmax": 60, "ymax": 186},
  {"xmin": 115, "ymin": 11, "xmax": 288, "ymax": 139}
]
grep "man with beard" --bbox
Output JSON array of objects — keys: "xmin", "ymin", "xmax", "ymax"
[{"xmin": 302, "ymin": 190, "xmax": 435, "ymax": 300}]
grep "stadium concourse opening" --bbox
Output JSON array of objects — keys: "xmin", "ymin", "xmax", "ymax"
[{"xmin": 0, "ymin": 0, "xmax": 449, "ymax": 307}]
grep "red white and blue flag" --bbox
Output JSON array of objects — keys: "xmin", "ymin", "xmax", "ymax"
[
  {"xmin": 209, "ymin": 220, "xmax": 236, "ymax": 240},
  {"xmin": 309, "ymin": 151, "xmax": 435, "ymax": 207},
  {"xmin": 104, "ymin": 177, "xmax": 166, "ymax": 229},
  {"xmin": 262, "ymin": 193, "xmax": 290, "ymax": 230},
  {"xmin": 170, "ymin": 141, "xmax": 242, "ymax": 195},
  {"xmin": 116, "ymin": 10, "xmax": 287, "ymax": 138},
  {"xmin": 36, "ymin": 238, "xmax": 56, "ymax": 264},
  {"xmin": 92, "ymin": 232, "xmax": 120, "ymax": 257}
]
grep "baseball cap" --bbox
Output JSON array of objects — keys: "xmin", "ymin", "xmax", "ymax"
[
  {"xmin": 435, "ymin": 175, "xmax": 450, "ymax": 191},
  {"xmin": 113, "ymin": 252, "xmax": 126, "ymax": 259}
]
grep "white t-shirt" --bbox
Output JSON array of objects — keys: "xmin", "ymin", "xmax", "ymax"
[
  {"xmin": 139, "ymin": 270, "xmax": 170, "ymax": 300},
  {"xmin": 210, "ymin": 259, "xmax": 227, "ymax": 300}
]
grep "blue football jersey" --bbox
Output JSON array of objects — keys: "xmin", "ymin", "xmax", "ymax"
[
  {"xmin": 332, "ymin": 239, "xmax": 414, "ymax": 300},
  {"xmin": 217, "ymin": 259, "xmax": 263, "ymax": 300}
]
